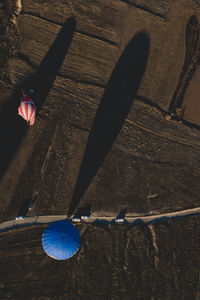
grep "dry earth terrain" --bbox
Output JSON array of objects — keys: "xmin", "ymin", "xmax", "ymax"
[
  {"xmin": 0, "ymin": 215, "xmax": 200, "ymax": 299},
  {"xmin": 0, "ymin": 0, "xmax": 200, "ymax": 299}
]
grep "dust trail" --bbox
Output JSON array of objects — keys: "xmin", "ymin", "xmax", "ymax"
[
  {"xmin": 124, "ymin": 233, "xmax": 131, "ymax": 270},
  {"xmin": 40, "ymin": 125, "xmax": 59, "ymax": 181},
  {"xmin": 148, "ymin": 224, "xmax": 159, "ymax": 270},
  {"xmin": 10, "ymin": 0, "xmax": 22, "ymax": 25},
  {"xmin": 111, "ymin": 230, "xmax": 121, "ymax": 298}
]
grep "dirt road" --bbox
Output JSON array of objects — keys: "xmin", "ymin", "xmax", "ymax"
[{"xmin": 1, "ymin": 205, "xmax": 200, "ymax": 232}]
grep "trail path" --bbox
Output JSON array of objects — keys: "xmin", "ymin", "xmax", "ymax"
[{"xmin": 1, "ymin": 206, "xmax": 200, "ymax": 232}]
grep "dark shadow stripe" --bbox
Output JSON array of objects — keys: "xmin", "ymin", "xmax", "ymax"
[
  {"xmin": 0, "ymin": 17, "xmax": 76, "ymax": 181},
  {"xmin": 68, "ymin": 31, "xmax": 150, "ymax": 216}
]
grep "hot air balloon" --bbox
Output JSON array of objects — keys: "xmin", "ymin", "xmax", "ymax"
[
  {"xmin": 18, "ymin": 94, "xmax": 36, "ymax": 126},
  {"xmin": 42, "ymin": 220, "xmax": 80, "ymax": 260}
]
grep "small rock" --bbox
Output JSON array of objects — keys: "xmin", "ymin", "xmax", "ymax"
[
  {"xmin": 165, "ymin": 114, "xmax": 172, "ymax": 120},
  {"xmin": 148, "ymin": 193, "xmax": 158, "ymax": 199}
]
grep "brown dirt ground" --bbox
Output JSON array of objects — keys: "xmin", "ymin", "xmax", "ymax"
[
  {"xmin": 0, "ymin": 215, "xmax": 200, "ymax": 299},
  {"xmin": 0, "ymin": 0, "xmax": 200, "ymax": 298}
]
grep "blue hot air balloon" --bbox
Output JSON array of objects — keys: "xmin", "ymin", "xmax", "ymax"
[{"xmin": 42, "ymin": 220, "xmax": 80, "ymax": 260}]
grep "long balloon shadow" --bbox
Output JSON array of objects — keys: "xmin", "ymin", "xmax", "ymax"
[
  {"xmin": 68, "ymin": 31, "xmax": 150, "ymax": 217},
  {"xmin": 0, "ymin": 17, "xmax": 76, "ymax": 181}
]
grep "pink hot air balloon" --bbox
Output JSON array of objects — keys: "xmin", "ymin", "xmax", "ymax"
[{"xmin": 18, "ymin": 95, "xmax": 36, "ymax": 126}]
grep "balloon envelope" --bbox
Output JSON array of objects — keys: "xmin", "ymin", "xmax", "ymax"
[
  {"xmin": 18, "ymin": 96, "xmax": 36, "ymax": 125},
  {"xmin": 42, "ymin": 221, "xmax": 80, "ymax": 260}
]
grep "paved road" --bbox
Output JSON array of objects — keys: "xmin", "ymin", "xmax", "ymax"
[{"xmin": 1, "ymin": 206, "xmax": 200, "ymax": 232}]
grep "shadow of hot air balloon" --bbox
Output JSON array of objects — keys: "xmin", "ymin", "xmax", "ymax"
[
  {"xmin": 68, "ymin": 31, "xmax": 150, "ymax": 217},
  {"xmin": 23, "ymin": 16, "xmax": 76, "ymax": 111},
  {"xmin": 0, "ymin": 17, "xmax": 76, "ymax": 181}
]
